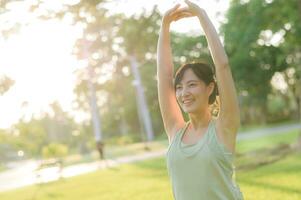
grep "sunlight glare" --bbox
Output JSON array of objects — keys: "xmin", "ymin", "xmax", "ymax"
[{"xmin": 0, "ymin": 20, "xmax": 82, "ymax": 128}]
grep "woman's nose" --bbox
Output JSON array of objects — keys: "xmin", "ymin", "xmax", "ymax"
[{"xmin": 181, "ymin": 86, "xmax": 191, "ymax": 97}]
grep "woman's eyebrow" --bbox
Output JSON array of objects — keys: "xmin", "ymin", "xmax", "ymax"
[
  {"xmin": 177, "ymin": 80, "xmax": 199, "ymax": 86},
  {"xmin": 185, "ymin": 80, "xmax": 199, "ymax": 84}
]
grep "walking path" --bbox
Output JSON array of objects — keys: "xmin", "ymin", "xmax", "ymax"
[{"xmin": 0, "ymin": 122, "xmax": 300, "ymax": 192}]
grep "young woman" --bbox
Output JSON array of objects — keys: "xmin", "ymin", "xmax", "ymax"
[{"xmin": 156, "ymin": 1, "xmax": 244, "ymax": 199}]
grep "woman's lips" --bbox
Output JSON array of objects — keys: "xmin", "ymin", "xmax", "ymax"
[{"xmin": 183, "ymin": 100, "xmax": 194, "ymax": 106}]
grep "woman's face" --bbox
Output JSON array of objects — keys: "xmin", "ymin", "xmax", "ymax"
[{"xmin": 175, "ymin": 68, "xmax": 213, "ymax": 113}]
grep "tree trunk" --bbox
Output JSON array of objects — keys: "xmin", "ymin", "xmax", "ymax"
[{"xmin": 119, "ymin": 111, "xmax": 129, "ymax": 136}]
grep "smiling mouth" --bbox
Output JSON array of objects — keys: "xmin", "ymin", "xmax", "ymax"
[{"xmin": 183, "ymin": 100, "xmax": 194, "ymax": 106}]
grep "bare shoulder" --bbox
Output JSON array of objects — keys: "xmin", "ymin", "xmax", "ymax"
[{"xmin": 214, "ymin": 116, "xmax": 240, "ymax": 153}]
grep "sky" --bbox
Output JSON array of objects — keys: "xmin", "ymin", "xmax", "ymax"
[
  {"xmin": 0, "ymin": 0, "xmax": 230, "ymax": 129},
  {"xmin": 103, "ymin": 0, "xmax": 230, "ymax": 33}
]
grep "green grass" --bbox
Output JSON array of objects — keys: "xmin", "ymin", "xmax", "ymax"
[
  {"xmin": 0, "ymin": 164, "xmax": 6, "ymax": 173},
  {"xmin": 63, "ymin": 126, "xmax": 300, "ymax": 167},
  {"xmin": 0, "ymin": 152, "xmax": 300, "ymax": 200},
  {"xmin": 43, "ymin": 120, "xmax": 300, "ymax": 168},
  {"xmin": 238, "ymin": 119, "xmax": 299, "ymax": 132},
  {"xmin": 60, "ymin": 140, "xmax": 168, "ymax": 168},
  {"xmin": 0, "ymin": 158, "xmax": 173, "ymax": 200},
  {"xmin": 237, "ymin": 153, "xmax": 301, "ymax": 200},
  {"xmin": 0, "ymin": 124, "xmax": 300, "ymax": 199},
  {"xmin": 236, "ymin": 130, "xmax": 300, "ymax": 153}
]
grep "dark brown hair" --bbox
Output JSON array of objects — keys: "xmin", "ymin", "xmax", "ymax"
[{"xmin": 173, "ymin": 62, "xmax": 219, "ymax": 105}]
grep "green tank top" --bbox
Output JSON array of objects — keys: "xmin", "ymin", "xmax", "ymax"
[{"xmin": 166, "ymin": 118, "xmax": 244, "ymax": 200}]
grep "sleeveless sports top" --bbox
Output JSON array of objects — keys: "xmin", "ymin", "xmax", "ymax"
[{"xmin": 166, "ymin": 118, "xmax": 244, "ymax": 200}]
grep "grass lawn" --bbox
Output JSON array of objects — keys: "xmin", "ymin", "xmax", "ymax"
[
  {"xmin": 237, "ymin": 152, "xmax": 301, "ymax": 200},
  {"xmin": 0, "ymin": 157, "xmax": 173, "ymax": 200},
  {"xmin": 63, "ymin": 126, "xmax": 300, "ymax": 168},
  {"xmin": 37, "ymin": 119, "xmax": 300, "ymax": 170},
  {"xmin": 237, "ymin": 119, "xmax": 300, "ymax": 132},
  {"xmin": 236, "ymin": 130, "xmax": 300, "ymax": 153},
  {"xmin": 0, "ymin": 128, "xmax": 300, "ymax": 199},
  {"xmin": 0, "ymin": 152, "xmax": 300, "ymax": 200}
]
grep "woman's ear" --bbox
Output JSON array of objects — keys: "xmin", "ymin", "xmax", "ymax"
[{"xmin": 207, "ymin": 82, "xmax": 215, "ymax": 96}]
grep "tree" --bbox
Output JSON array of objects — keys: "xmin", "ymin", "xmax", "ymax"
[
  {"xmin": 223, "ymin": 0, "xmax": 301, "ymax": 148},
  {"xmin": 0, "ymin": 75, "xmax": 14, "ymax": 95},
  {"xmin": 222, "ymin": 0, "xmax": 289, "ymax": 124}
]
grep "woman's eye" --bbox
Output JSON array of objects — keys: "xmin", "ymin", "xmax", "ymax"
[{"xmin": 189, "ymin": 84, "xmax": 195, "ymax": 87}]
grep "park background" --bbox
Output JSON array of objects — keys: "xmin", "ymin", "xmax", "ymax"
[{"xmin": 0, "ymin": 0, "xmax": 301, "ymax": 199}]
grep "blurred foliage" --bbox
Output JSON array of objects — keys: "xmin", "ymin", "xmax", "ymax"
[
  {"xmin": 106, "ymin": 135, "xmax": 141, "ymax": 146},
  {"xmin": 222, "ymin": 0, "xmax": 301, "ymax": 124},
  {"xmin": 42, "ymin": 143, "xmax": 68, "ymax": 159},
  {"xmin": 0, "ymin": 0, "xmax": 301, "ymax": 160},
  {"xmin": 0, "ymin": 75, "xmax": 14, "ymax": 95}
]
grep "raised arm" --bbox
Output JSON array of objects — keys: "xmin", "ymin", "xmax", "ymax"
[
  {"xmin": 185, "ymin": 0, "xmax": 241, "ymax": 151},
  {"xmin": 157, "ymin": 5, "xmax": 191, "ymax": 142}
]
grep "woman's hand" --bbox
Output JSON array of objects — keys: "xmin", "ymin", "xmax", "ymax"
[
  {"xmin": 162, "ymin": 4, "xmax": 193, "ymax": 27},
  {"xmin": 184, "ymin": 0, "xmax": 205, "ymax": 16}
]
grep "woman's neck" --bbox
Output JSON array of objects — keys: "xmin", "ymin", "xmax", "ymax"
[{"xmin": 188, "ymin": 110, "xmax": 212, "ymax": 130}]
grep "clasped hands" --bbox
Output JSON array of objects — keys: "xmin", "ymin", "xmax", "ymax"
[{"xmin": 162, "ymin": 0, "xmax": 205, "ymax": 25}]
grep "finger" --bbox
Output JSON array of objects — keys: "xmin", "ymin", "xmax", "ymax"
[
  {"xmin": 174, "ymin": 13, "xmax": 194, "ymax": 21},
  {"xmin": 171, "ymin": 10, "xmax": 193, "ymax": 18},
  {"xmin": 175, "ymin": 7, "xmax": 190, "ymax": 13},
  {"xmin": 171, "ymin": 8, "xmax": 191, "ymax": 17},
  {"xmin": 173, "ymin": 3, "xmax": 181, "ymax": 9},
  {"xmin": 184, "ymin": 12, "xmax": 194, "ymax": 17},
  {"xmin": 166, "ymin": 3, "xmax": 181, "ymax": 16},
  {"xmin": 168, "ymin": 4, "xmax": 182, "ymax": 15},
  {"xmin": 170, "ymin": 3, "xmax": 181, "ymax": 12},
  {"xmin": 174, "ymin": 15, "xmax": 191, "ymax": 22},
  {"xmin": 184, "ymin": 0, "xmax": 194, "ymax": 6},
  {"xmin": 176, "ymin": 11, "xmax": 193, "ymax": 17}
]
